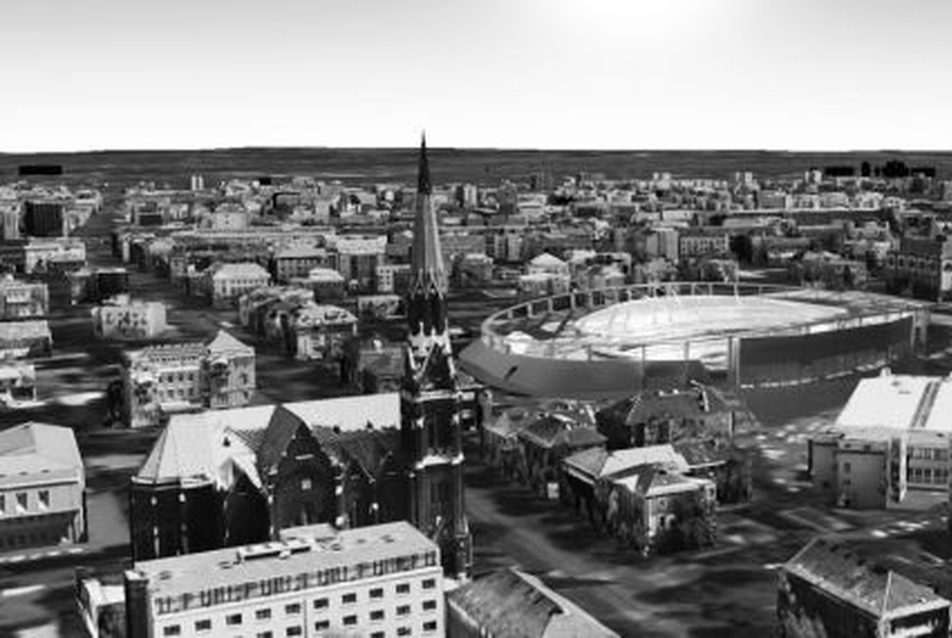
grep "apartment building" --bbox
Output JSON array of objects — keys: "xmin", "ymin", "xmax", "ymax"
[
  {"xmin": 124, "ymin": 521, "xmax": 445, "ymax": 638},
  {"xmin": 885, "ymin": 236, "xmax": 952, "ymax": 301},
  {"xmin": 0, "ymin": 422, "xmax": 87, "ymax": 553}
]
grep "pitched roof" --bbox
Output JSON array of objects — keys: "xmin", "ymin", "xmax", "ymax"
[
  {"xmin": 519, "ymin": 414, "xmax": 605, "ymax": 449},
  {"xmin": 206, "ymin": 329, "xmax": 253, "ymax": 356},
  {"xmin": 563, "ymin": 444, "xmax": 687, "ymax": 483},
  {"xmin": 783, "ymin": 538, "xmax": 950, "ymax": 618},
  {"xmin": 256, "ymin": 405, "xmax": 310, "ymax": 475},
  {"xmin": 447, "ymin": 567, "xmax": 618, "ymax": 638},
  {"xmin": 136, "ymin": 396, "xmax": 401, "ymax": 485}
]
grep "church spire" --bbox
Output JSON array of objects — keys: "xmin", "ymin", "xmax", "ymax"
[
  {"xmin": 418, "ymin": 132, "xmax": 431, "ymax": 195},
  {"xmin": 407, "ymin": 133, "xmax": 450, "ymax": 354}
]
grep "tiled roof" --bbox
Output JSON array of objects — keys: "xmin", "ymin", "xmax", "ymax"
[
  {"xmin": 206, "ymin": 329, "xmax": 253, "ymax": 356},
  {"xmin": 447, "ymin": 567, "xmax": 618, "ymax": 638},
  {"xmin": 256, "ymin": 406, "xmax": 309, "ymax": 475},
  {"xmin": 784, "ymin": 538, "xmax": 949, "ymax": 618}
]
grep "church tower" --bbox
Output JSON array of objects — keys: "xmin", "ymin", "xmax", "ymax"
[{"xmin": 401, "ymin": 134, "xmax": 472, "ymax": 579}]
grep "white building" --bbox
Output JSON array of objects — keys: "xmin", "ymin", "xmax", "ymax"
[
  {"xmin": 206, "ymin": 262, "xmax": 272, "ymax": 309},
  {"xmin": 124, "ymin": 521, "xmax": 445, "ymax": 638},
  {"xmin": 809, "ymin": 370, "xmax": 952, "ymax": 509},
  {"xmin": 92, "ymin": 297, "xmax": 168, "ymax": 341}
]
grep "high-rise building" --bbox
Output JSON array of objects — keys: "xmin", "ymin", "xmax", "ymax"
[{"xmin": 401, "ymin": 135, "xmax": 472, "ymax": 579}]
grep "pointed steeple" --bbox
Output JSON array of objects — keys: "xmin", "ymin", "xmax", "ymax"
[
  {"xmin": 407, "ymin": 133, "xmax": 450, "ymax": 354},
  {"xmin": 418, "ymin": 132, "xmax": 432, "ymax": 195},
  {"xmin": 411, "ymin": 134, "xmax": 444, "ymax": 288}
]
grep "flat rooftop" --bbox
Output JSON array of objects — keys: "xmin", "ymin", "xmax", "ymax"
[
  {"xmin": 836, "ymin": 373, "xmax": 952, "ymax": 434},
  {"xmin": 132, "ymin": 521, "xmax": 438, "ymax": 599}
]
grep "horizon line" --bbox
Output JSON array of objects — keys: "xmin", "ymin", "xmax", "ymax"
[{"xmin": 2, "ymin": 145, "xmax": 952, "ymax": 157}]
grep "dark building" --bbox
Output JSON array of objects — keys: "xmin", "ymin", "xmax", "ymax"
[
  {"xmin": 23, "ymin": 201, "xmax": 65, "ymax": 238},
  {"xmin": 400, "ymin": 135, "xmax": 472, "ymax": 579},
  {"xmin": 128, "ymin": 395, "xmax": 405, "ymax": 562}
]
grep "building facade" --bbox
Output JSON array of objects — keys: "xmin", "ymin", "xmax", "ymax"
[
  {"xmin": 124, "ymin": 521, "xmax": 445, "ymax": 638},
  {"xmin": 0, "ymin": 422, "xmax": 87, "ymax": 554},
  {"xmin": 92, "ymin": 298, "xmax": 168, "ymax": 341},
  {"xmin": 120, "ymin": 330, "xmax": 256, "ymax": 428},
  {"xmin": 0, "ymin": 276, "xmax": 49, "ymax": 319}
]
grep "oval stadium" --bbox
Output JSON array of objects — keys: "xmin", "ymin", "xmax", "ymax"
[{"xmin": 458, "ymin": 282, "xmax": 932, "ymax": 399}]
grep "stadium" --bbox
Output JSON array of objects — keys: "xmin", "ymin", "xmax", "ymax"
[{"xmin": 459, "ymin": 282, "xmax": 932, "ymax": 399}]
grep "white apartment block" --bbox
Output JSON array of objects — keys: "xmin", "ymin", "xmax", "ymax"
[{"xmin": 125, "ymin": 521, "xmax": 445, "ymax": 638}]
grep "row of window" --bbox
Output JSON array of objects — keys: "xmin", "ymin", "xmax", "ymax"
[
  {"xmin": 164, "ymin": 620, "xmax": 439, "ymax": 637},
  {"xmin": 909, "ymin": 467, "xmax": 949, "ymax": 485},
  {"xmin": 0, "ymin": 490, "xmax": 50, "ymax": 515},
  {"xmin": 163, "ymin": 597, "xmax": 440, "ymax": 636},
  {"xmin": 909, "ymin": 447, "xmax": 949, "ymax": 461}
]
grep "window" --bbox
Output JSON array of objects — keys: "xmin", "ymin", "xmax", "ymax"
[
  {"xmin": 0, "ymin": 494, "xmax": 4, "ymax": 514},
  {"xmin": 257, "ymin": 633, "xmax": 273, "ymax": 638},
  {"xmin": 256, "ymin": 608, "xmax": 272, "ymax": 621},
  {"xmin": 369, "ymin": 587, "xmax": 383, "ymax": 599},
  {"xmin": 370, "ymin": 610, "xmax": 385, "ymax": 622},
  {"xmin": 843, "ymin": 462, "xmax": 851, "ymax": 473},
  {"xmin": 286, "ymin": 627, "xmax": 302, "ymax": 637},
  {"xmin": 313, "ymin": 597, "xmax": 328, "ymax": 610},
  {"xmin": 301, "ymin": 478, "xmax": 312, "ymax": 491},
  {"xmin": 285, "ymin": 603, "xmax": 301, "ymax": 615},
  {"xmin": 422, "ymin": 578, "xmax": 436, "ymax": 590},
  {"xmin": 342, "ymin": 592, "xmax": 357, "ymax": 605},
  {"xmin": 226, "ymin": 613, "xmax": 242, "ymax": 626},
  {"xmin": 194, "ymin": 619, "xmax": 212, "ymax": 633},
  {"xmin": 162, "ymin": 626, "xmax": 181, "ymax": 637},
  {"xmin": 423, "ymin": 620, "xmax": 438, "ymax": 633},
  {"xmin": 371, "ymin": 633, "xmax": 385, "ymax": 638},
  {"xmin": 38, "ymin": 490, "xmax": 49, "ymax": 509},
  {"xmin": 397, "ymin": 628, "xmax": 412, "ymax": 637},
  {"xmin": 343, "ymin": 615, "xmax": 358, "ymax": 626},
  {"xmin": 16, "ymin": 492, "xmax": 27, "ymax": 513},
  {"xmin": 396, "ymin": 583, "xmax": 410, "ymax": 595},
  {"xmin": 314, "ymin": 621, "xmax": 330, "ymax": 631},
  {"xmin": 423, "ymin": 599, "xmax": 437, "ymax": 611},
  {"xmin": 397, "ymin": 604, "xmax": 411, "ymax": 616}
]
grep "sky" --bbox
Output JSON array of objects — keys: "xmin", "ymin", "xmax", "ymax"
[{"xmin": 1, "ymin": 0, "xmax": 950, "ymax": 152}]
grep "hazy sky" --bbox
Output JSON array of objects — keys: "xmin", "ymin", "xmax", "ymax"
[{"xmin": 2, "ymin": 0, "xmax": 950, "ymax": 152}]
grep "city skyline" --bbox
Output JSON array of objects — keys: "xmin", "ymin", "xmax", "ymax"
[{"xmin": 2, "ymin": 0, "xmax": 951, "ymax": 153}]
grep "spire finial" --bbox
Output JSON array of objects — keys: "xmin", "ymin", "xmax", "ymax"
[{"xmin": 418, "ymin": 132, "xmax": 431, "ymax": 195}]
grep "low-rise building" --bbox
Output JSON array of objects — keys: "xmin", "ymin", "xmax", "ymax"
[
  {"xmin": 447, "ymin": 566, "xmax": 618, "ymax": 638},
  {"xmin": 677, "ymin": 229, "xmax": 730, "ymax": 259},
  {"xmin": 0, "ymin": 319, "xmax": 52, "ymax": 359},
  {"xmin": 0, "ymin": 422, "xmax": 87, "ymax": 553},
  {"xmin": 291, "ymin": 266, "xmax": 347, "ymax": 302},
  {"xmin": 119, "ymin": 330, "xmax": 256, "ymax": 428},
  {"xmin": 272, "ymin": 245, "xmax": 328, "ymax": 283},
  {"xmin": 885, "ymin": 236, "xmax": 952, "ymax": 301},
  {"xmin": 292, "ymin": 303, "xmax": 359, "ymax": 361},
  {"xmin": 0, "ymin": 360, "xmax": 37, "ymax": 406},
  {"xmin": 23, "ymin": 237, "xmax": 86, "ymax": 274},
  {"xmin": 204, "ymin": 262, "xmax": 272, "ymax": 308},
  {"xmin": 778, "ymin": 537, "xmax": 952, "ymax": 638},
  {"xmin": 375, "ymin": 263, "xmax": 412, "ymax": 294},
  {"xmin": 124, "ymin": 521, "xmax": 445, "ymax": 638},
  {"xmin": 809, "ymin": 370, "xmax": 952, "ymax": 509},
  {"xmin": 561, "ymin": 444, "xmax": 718, "ymax": 554},
  {"xmin": 0, "ymin": 275, "xmax": 48, "ymax": 319},
  {"xmin": 91, "ymin": 296, "xmax": 168, "ymax": 341},
  {"xmin": 517, "ymin": 414, "xmax": 607, "ymax": 498}
]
